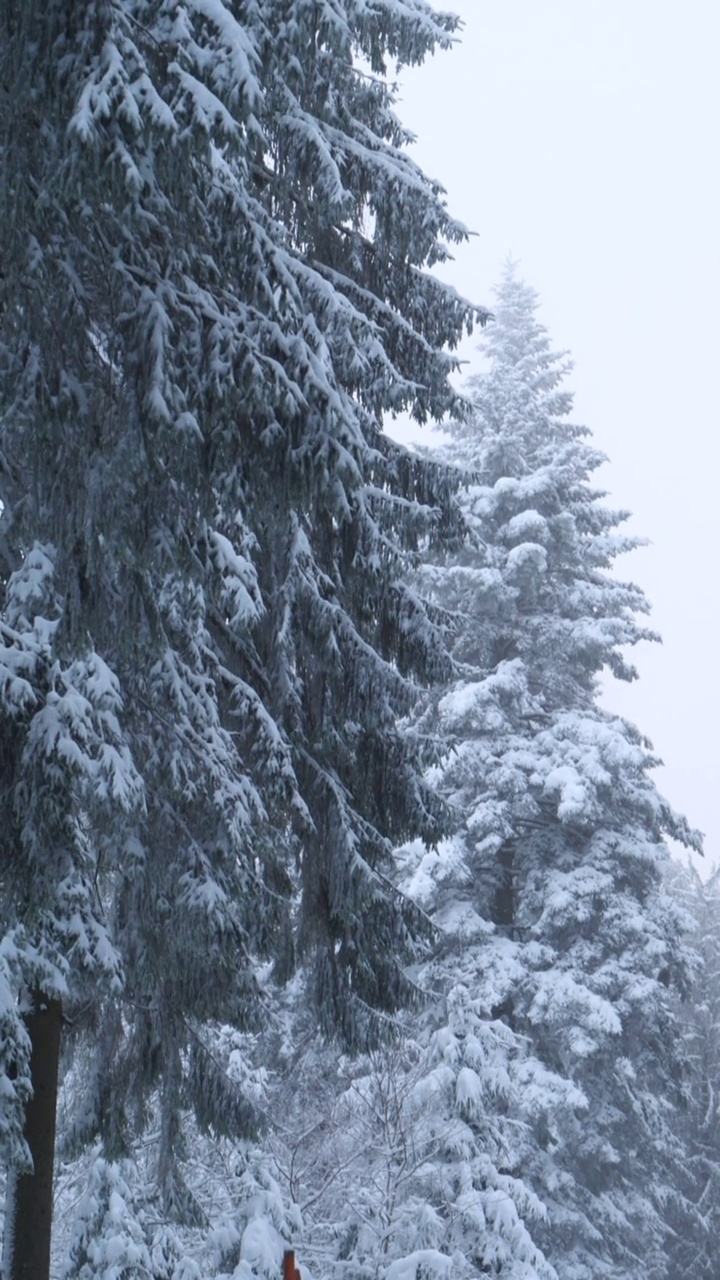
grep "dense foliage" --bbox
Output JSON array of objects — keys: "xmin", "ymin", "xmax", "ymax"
[
  {"xmin": 0, "ymin": 0, "xmax": 482, "ymax": 1243},
  {"xmin": 1, "ymin": 4, "xmax": 714, "ymax": 1279}
]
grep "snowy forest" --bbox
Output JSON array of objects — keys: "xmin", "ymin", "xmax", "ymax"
[{"xmin": 0, "ymin": 3, "xmax": 717, "ymax": 1279}]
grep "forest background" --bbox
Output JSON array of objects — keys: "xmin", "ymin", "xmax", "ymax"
[{"xmin": 1, "ymin": 3, "xmax": 719, "ymax": 1280}]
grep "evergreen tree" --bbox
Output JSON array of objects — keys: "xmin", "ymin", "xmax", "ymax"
[
  {"xmin": 64, "ymin": 1158, "xmax": 155, "ymax": 1280},
  {"xmin": 397, "ymin": 265, "xmax": 702, "ymax": 1280},
  {"xmin": 266, "ymin": 988, "xmax": 554, "ymax": 1280},
  {"xmin": 64, "ymin": 1154, "xmax": 203, "ymax": 1280},
  {"xmin": 0, "ymin": 0, "xmax": 484, "ymax": 1265}
]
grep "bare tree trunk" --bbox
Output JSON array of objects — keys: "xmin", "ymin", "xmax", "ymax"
[{"xmin": 3, "ymin": 991, "xmax": 62, "ymax": 1280}]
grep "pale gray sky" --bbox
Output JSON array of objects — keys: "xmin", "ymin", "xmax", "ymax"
[{"xmin": 387, "ymin": 0, "xmax": 720, "ymax": 868}]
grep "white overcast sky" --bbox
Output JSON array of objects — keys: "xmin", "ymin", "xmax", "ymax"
[{"xmin": 386, "ymin": 0, "xmax": 720, "ymax": 869}]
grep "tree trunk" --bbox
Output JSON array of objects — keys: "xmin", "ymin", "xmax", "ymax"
[
  {"xmin": 491, "ymin": 840, "xmax": 515, "ymax": 933},
  {"xmin": 2, "ymin": 991, "xmax": 62, "ymax": 1280}
]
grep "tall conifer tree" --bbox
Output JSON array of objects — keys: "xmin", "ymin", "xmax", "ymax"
[
  {"xmin": 0, "ymin": 0, "xmax": 484, "ymax": 1265},
  {"xmin": 398, "ymin": 265, "xmax": 701, "ymax": 1280}
]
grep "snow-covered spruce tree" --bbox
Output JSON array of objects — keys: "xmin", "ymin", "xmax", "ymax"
[
  {"xmin": 64, "ymin": 1157, "xmax": 156, "ymax": 1280},
  {"xmin": 262, "ymin": 978, "xmax": 554, "ymax": 1280},
  {"xmin": 278, "ymin": 1029, "xmax": 550, "ymax": 1280},
  {"xmin": 398, "ymin": 265, "xmax": 702, "ymax": 1280},
  {"xmin": 0, "ymin": 0, "xmax": 484, "ymax": 1266},
  {"xmin": 63, "ymin": 1152, "xmax": 205, "ymax": 1280}
]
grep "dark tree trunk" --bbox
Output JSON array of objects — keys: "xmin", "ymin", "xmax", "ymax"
[
  {"xmin": 490, "ymin": 842, "xmax": 517, "ymax": 1026},
  {"xmin": 491, "ymin": 840, "xmax": 516, "ymax": 933},
  {"xmin": 3, "ymin": 991, "xmax": 62, "ymax": 1280}
]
